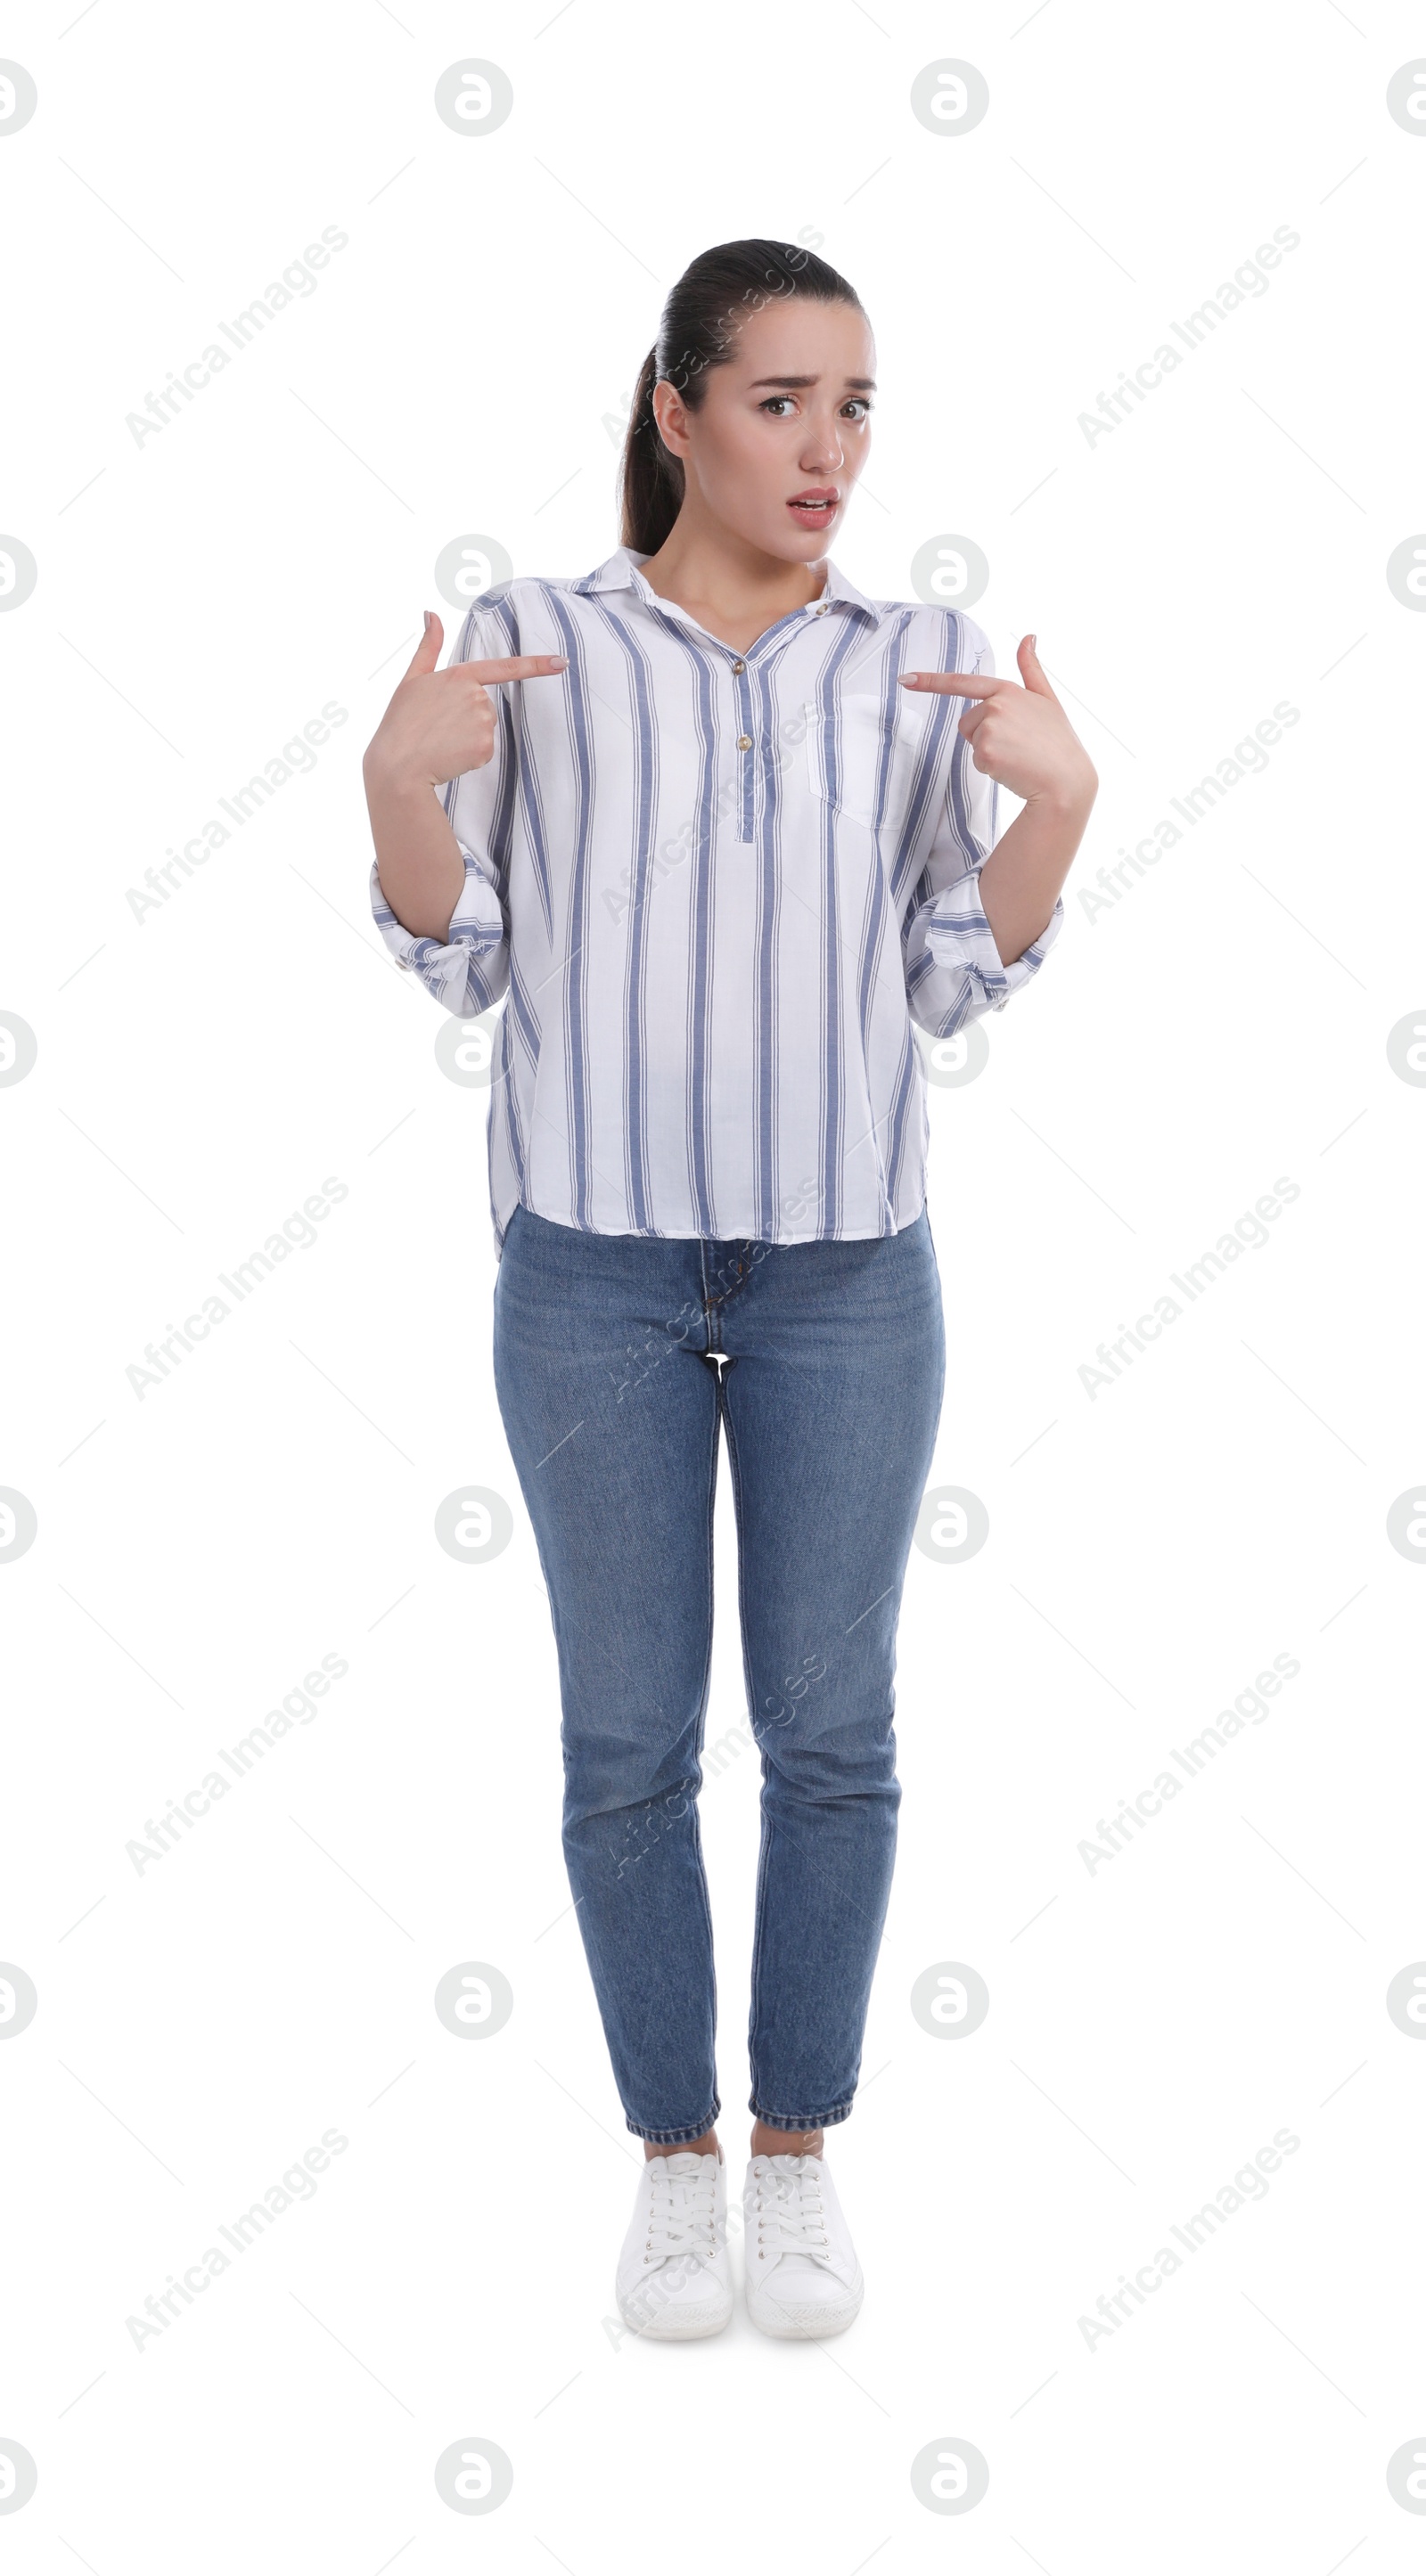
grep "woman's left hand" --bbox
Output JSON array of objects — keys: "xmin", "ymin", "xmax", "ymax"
[{"xmin": 899, "ymin": 637, "xmax": 1097, "ymax": 814}]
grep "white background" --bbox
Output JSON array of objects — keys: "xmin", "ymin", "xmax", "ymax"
[{"xmin": 2, "ymin": 1, "xmax": 1423, "ymax": 2566}]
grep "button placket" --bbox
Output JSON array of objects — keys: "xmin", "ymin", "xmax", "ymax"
[{"xmin": 733, "ymin": 658, "xmax": 757, "ymax": 843}]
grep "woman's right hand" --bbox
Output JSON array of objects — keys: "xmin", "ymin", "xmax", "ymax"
[{"xmin": 363, "ymin": 610, "xmax": 569, "ymax": 789}]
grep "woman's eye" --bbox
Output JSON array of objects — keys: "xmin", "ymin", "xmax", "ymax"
[{"xmin": 758, "ymin": 395, "xmax": 874, "ymax": 419}]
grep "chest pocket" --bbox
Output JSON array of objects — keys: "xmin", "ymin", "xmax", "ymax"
[{"xmin": 804, "ymin": 693, "xmax": 899, "ymax": 830}]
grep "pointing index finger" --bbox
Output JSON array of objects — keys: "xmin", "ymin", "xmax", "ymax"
[
  {"xmin": 896, "ymin": 671, "xmax": 1006, "ymax": 696},
  {"xmin": 465, "ymin": 653, "xmax": 569, "ymax": 683}
]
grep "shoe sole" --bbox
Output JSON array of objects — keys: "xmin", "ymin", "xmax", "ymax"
[
  {"xmin": 746, "ymin": 2267, "xmax": 865, "ymax": 2340},
  {"xmin": 616, "ymin": 2290, "xmax": 733, "ymax": 2342}
]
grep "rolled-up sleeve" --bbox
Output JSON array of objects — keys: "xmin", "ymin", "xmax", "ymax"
[
  {"xmin": 369, "ymin": 603, "xmax": 514, "ymax": 1018},
  {"xmin": 902, "ymin": 618, "xmax": 1065, "ymax": 1038}
]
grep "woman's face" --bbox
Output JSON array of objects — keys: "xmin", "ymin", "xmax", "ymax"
[{"xmin": 652, "ymin": 291, "xmax": 876, "ymax": 564}]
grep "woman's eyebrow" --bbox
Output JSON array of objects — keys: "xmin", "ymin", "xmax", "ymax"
[{"xmin": 745, "ymin": 373, "xmax": 878, "ymax": 390}]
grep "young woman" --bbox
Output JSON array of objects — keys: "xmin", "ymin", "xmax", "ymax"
[{"xmin": 364, "ymin": 239, "xmax": 1094, "ymax": 2342}]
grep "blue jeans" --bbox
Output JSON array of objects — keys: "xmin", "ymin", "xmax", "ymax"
[{"xmin": 491, "ymin": 1203, "xmax": 946, "ymax": 2144}]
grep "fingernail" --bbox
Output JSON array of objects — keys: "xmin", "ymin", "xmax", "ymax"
[
  {"xmin": 898, "ymin": 673, "xmax": 920, "ymax": 686},
  {"xmin": 1028, "ymin": 633, "xmax": 1037, "ymax": 649},
  {"xmin": 551, "ymin": 654, "xmax": 569, "ymax": 667},
  {"xmin": 422, "ymin": 610, "xmax": 432, "ymax": 631}
]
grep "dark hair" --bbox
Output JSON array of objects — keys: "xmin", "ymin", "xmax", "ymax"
[{"xmin": 618, "ymin": 236, "xmax": 865, "ymax": 556}]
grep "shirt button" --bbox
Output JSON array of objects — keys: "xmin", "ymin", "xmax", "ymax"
[
  {"xmin": 732, "ymin": 658, "xmax": 745, "ymax": 673},
  {"xmin": 815, "ymin": 603, "xmax": 829, "ymax": 615},
  {"xmin": 736, "ymin": 734, "xmax": 752, "ymax": 750}
]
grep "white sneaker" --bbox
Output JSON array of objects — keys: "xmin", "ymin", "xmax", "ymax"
[
  {"xmin": 615, "ymin": 2150, "xmax": 733, "ymax": 2340},
  {"xmin": 742, "ymin": 2151, "xmax": 865, "ymax": 2339}
]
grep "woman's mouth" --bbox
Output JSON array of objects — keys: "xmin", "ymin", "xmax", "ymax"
[{"xmin": 788, "ymin": 491, "xmax": 839, "ymax": 525}]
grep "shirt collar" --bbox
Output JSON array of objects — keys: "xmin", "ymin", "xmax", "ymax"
[{"xmin": 578, "ymin": 544, "xmax": 881, "ymax": 623}]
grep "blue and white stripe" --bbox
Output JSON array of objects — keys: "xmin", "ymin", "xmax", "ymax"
[{"xmin": 370, "ymin": 544, "xmax": 1064, "ymax": 1256}]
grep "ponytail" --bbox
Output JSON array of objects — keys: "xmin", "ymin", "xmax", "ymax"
[{"xmin": 619, "ymin": 346, "xmax": 684, "ymax": 556}]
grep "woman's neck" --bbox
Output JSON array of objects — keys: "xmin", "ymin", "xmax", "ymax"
[{"xmin": 634, "ymin": 526, "xmax": 828, "ymax": 655}]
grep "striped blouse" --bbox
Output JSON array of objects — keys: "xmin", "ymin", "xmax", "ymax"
[{"xmin": 369, "ymin": 544, "xmax": 1064, "ymax": 1256}]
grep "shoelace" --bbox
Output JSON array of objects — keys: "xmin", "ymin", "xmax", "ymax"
[
  {"xmin": 749, "ymin": 2153, "xmax": 833, "ymax": 2260},
  {"xmin": 643, "ymin": 2153, "xmax": 721, "ymax": 2264}
]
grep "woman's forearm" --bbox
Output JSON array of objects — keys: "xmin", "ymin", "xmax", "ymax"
[
  {"xmin": 364, "ymin": 751, "xmax": 466, "ymax": 943},
  {"xmin": 899, "ymin": 638, "xmax": 1095, "ymax": 967},
  {"xmin": 978, "ymin": 786, "xmax": 1092, "ymax": 969}
]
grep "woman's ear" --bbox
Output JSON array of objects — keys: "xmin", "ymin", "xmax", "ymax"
[{"xmin": 651, "ymin": 380, "xmax": 689, "ymax": 461}]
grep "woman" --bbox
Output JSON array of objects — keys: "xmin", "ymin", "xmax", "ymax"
[{"xmin": 363, "ymin": 238, "xmax": 1095, "ymax": 2342}]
